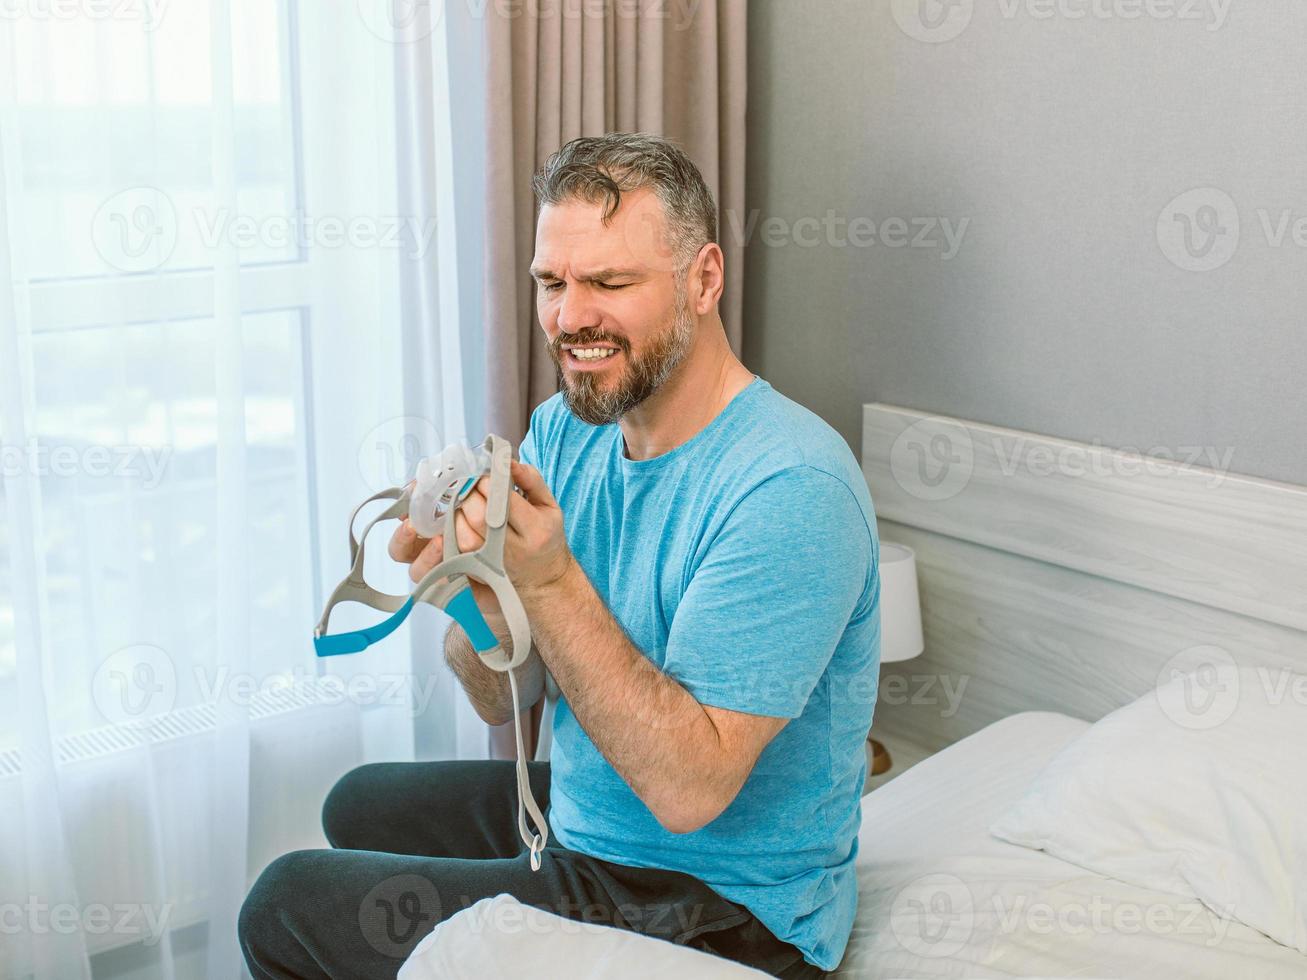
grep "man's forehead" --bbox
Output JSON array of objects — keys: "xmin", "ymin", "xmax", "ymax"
[{"xmin": 532, "ymin": 188, "xmax": 668, "ymax": 275}]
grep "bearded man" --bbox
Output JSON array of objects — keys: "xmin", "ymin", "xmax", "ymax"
[{"xmin": 239, "ymin": 133, "xmax": 881, "ymax": 980}]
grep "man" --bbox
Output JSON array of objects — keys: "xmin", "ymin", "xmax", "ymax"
[{"xmin": 239, "ymin": 133, "xmax": 880, "ymax": 979}]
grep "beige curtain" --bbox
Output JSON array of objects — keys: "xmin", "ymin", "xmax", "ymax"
[{"xmin": 482, "ymin": 0, "xmax": 748, "ymax": 759}]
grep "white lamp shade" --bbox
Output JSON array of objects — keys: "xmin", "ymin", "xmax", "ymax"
[{"xmin": 879, "ymin": 542, "xmax": 924, "ymax": 664}]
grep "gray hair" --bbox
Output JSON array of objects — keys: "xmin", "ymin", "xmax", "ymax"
[{"xmin": 532, "ymin": 132, "xmax": 718, "ymax": 268}]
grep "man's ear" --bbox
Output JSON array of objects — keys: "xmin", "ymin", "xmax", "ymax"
[{"xmin": 688, "ymin": 242, "xmax": 725, "ymax": 315}]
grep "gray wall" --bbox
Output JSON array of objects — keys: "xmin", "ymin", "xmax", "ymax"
[{"xmin": 743, "ymin": 0, "xmax": 1307, "ymax": 486}]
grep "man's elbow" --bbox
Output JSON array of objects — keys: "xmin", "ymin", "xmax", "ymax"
[
  {"xmin": 652, "ymin": 790, "xmax": 733, "ymax": 836},
  {"xmin": 474, "ymin": 703, "xmax": 513, "ymax": 728},
  {"xmin": 655, "ymin": 808, "xmax": 710, "ymax": 836}
]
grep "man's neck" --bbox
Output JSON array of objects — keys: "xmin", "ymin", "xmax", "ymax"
[{"xmin": 618, "ymin": 327, "xmax": 756, "ymax": 462}]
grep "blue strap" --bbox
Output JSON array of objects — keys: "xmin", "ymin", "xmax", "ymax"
[
  {"xmin": 314, "ymin": 597, "xmax": 416, "ymax": 657},
  {"xmin": 445, "ymin": 586, "xmax": 499, "ymax": 652}
]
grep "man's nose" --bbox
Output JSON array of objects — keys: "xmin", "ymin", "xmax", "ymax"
[{"xmin": 556, "ymin": 284, "xmax": 602, "ymax": 335}]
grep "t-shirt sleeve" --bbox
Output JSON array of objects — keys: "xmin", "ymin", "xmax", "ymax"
[
  {"xmin": 517, "ymin": 399, "xmax": 548, "ymax": 471},
  {"xmin": 661, "ymin": 465, "xmax": 874, "ymax": 719},
  {"xmin": 518, "ymin": 418, "xmax": 538, "ymax": 469}
]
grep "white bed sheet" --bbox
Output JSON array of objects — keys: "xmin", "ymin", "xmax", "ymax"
[
  {"xmin": 399, "ymin": 711, "xmax": 1307, "ymax": 978},
  {"xmin": 838, "ymin": 710, "xmax": 1307, "ymax": 978}
]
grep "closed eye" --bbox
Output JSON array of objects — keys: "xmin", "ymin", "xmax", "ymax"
[{"xmin": 537, "ymin": 279, "xmax": 632, "ymax": 292}]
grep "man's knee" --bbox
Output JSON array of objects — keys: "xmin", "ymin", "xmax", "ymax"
[
  {"xmin": 238, "ymin": 851, "xmax": 321, "ymax": 969},
  {"xmin": 322, "ymin": 763, "xmax": 387, "ymax": 848}
]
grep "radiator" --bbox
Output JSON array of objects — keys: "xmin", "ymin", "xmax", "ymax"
[{"xmin": 0, "ymin": 681, "xmax": 364, "ymax": 962}]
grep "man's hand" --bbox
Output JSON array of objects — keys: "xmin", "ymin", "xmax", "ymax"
[
  {"xmin": 386, "ymin": 466, "xmax": 558, "ymax": 724},
  {"xmin": 389, "ymin": 460, "xmax": 575, "ymax": 601},
  {"xmin": 387, "ymin": 480, "xmax": 504, "ymax": 616},
  {"xmin": 499, "ymin": 461, "xmax": 575, "ymax": 595}
]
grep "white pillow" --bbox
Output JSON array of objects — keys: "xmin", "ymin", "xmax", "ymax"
[
  {"xmin": 990, "ymin": 663, "xmax": 1307, "ymax": 954},
  {"xmin": 398, "ymin": 893, "xmax": 769, "ymax": 979}
]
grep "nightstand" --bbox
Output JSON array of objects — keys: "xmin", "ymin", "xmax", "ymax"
[
  {"xmin": 863, "ymin": 542, "xmax": 928, "ymax": 794},
  {"xmin": 862, "ymin": 730, "xmax": 934, "ymax": 794}
]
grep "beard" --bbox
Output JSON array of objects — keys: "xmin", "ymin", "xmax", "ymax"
[{"xmin": 548, "ymin": 284, "xmax": 695, "ymax": 427}]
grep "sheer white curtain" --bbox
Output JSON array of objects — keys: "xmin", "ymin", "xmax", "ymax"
[{"xmin": 0, "ymin": 2, "xmax": 486, "ymax": 977}]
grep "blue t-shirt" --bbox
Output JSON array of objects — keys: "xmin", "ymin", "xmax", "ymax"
[{"xmin": 520, "ymin": 375, "xmax": 881, "ymax": 971}]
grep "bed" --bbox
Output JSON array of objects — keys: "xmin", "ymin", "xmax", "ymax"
[
  {"xmin": 401, "ymin": 709, "xmax": 1307, "ymax": 978},
  {"xmin": 402, "ymin": 404, "xmax": 1307, "ymax": 978},
  {"xmin": 839, "ymin": 710, "xmax": 1307, "ymax": 977}
]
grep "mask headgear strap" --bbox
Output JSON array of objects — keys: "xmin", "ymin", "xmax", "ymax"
[
  {"xmin": 410, "ymin": 435, "xmax": 548, "ymax": 866},
  {"xmin": 313, "ymin": 436, "xmax": 549, "ymax": 867},
  {"xmin": 312, "ymin": 487, "xmax": 415, "ymax": 656}
]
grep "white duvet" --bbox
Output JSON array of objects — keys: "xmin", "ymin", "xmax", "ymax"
[{"xmin": 397, "ymin": 892, "xmax": 767, "ymax": 979}]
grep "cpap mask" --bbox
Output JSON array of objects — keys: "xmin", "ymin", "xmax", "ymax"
[{"xmin": 313, "ymin": 434, "xmax": 550, "ymax": 869}]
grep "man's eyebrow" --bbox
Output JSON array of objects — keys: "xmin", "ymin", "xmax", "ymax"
[
  {"xmin": 529, "ymin": 267, "xmax": 642, "ymax": 282},
  {"xmin": 578, "ymin": 268, "xmax": 641, "ymax": 282}
]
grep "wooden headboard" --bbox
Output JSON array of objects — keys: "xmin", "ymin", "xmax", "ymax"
[{"xmin": 861, "ymin": 404, "xmax": 1307, "ymax": 752}]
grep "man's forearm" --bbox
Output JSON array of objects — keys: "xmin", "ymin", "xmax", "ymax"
[
  {"xmin": 518, "ymin": 560, "xmax": 735, "ymax": 834},
  {"xmin": 443, "ymin": 619, "xmax": 545, "ymax": 727}
]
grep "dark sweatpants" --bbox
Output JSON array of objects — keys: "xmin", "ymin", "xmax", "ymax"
[{"xmin": 237, "ymin": 759, "xmax": 828, "ymax": 978}]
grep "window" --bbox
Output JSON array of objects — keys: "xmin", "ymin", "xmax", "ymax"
[{"xmin": 0, "ymin": 0, "xmax": 419, "ymax": 748}]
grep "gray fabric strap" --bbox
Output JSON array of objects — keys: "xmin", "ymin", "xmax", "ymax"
[
  {"xmin": 411, "ymin": 435, "xmax": 547, "ymax": 866},
  {"xmin": 313, "ymin": 488, "xmax": 412, "ymax": 637}
]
